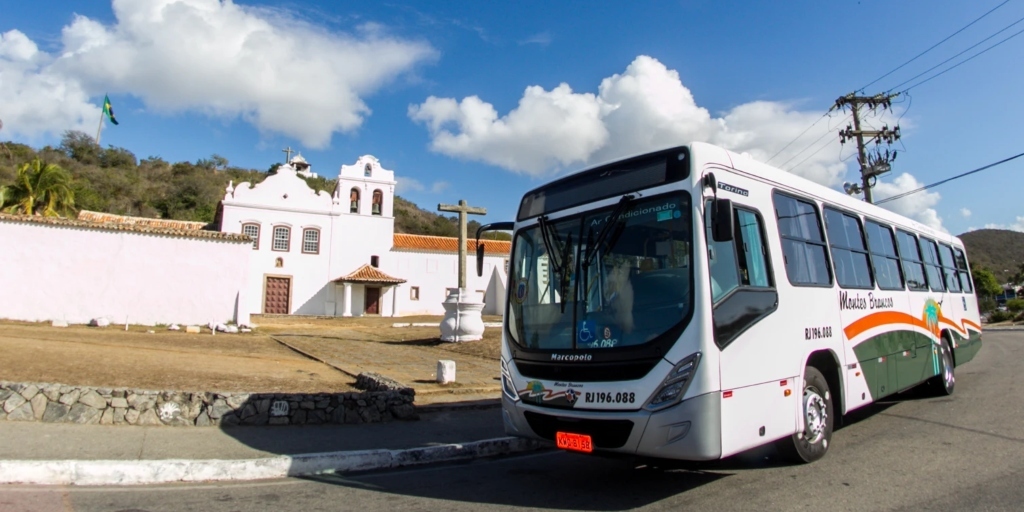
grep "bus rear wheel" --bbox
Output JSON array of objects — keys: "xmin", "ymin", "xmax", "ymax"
[
  {"xmin": 779, "ymin": 366, "xmax": 833, "ymax": 464},
  {"xmin": 928, "ymin": 336, "xmax": 955, "ymax": 396}
]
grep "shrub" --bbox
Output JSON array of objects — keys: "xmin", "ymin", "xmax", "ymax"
[
  {"xmin": 988, "ymin": 310, "xmax": 1014, "ymax": 323},
  {"xmin": 1005, "ymin": 298, "xmax": 1024, "ymax": 313}
]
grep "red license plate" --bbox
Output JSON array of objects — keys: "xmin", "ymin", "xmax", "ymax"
[{"xmin": 556, "ymin": 432, "xmax": 593, "ymax": 453}]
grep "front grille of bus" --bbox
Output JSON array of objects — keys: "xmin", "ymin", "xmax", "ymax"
[
  {"xmin": 524, "ymin": 411, "xmax": 634, "ymax": 449},
  {"xmin": 515, "ymin": 358, "xmax": 658, "ymax": 382}
]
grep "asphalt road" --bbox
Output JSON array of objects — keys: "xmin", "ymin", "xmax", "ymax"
[{"xmin": 3, "ymin": 330, "xmax": 1022, "ymax": 512}]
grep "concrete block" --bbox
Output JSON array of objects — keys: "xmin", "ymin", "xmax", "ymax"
[
  {"xmin": 185, "ymin": 325, "xmax": 201, "ymax": 334},
  {"xmin": 437, "ymin": 360, "xmax": 456, "ymax": 384}
]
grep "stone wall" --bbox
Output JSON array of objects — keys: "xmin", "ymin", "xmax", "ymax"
[{"xmin": 0, "ymin": 376, "xmax": 416, "ymax": 427}]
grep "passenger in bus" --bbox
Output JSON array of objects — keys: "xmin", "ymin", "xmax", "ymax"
[{"xmin": 604, "ymin": 261, "xmax": 635, "ymax": 334}]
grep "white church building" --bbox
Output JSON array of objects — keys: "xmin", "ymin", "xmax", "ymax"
[{"xmin": 215, "ymin": 154, "xmax": 510, "ymax": 318}]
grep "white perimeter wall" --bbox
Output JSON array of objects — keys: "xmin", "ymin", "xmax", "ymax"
[
  {"xmin": 386, "ymin": 250, "xmax": 508, "ymax": 316},
  {"xmin": 0, "ymin": 221, "xmax": 251, "ymax": 326}
]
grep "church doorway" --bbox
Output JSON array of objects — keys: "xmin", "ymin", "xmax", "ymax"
[
  {"xmin": 364, "ymin": 287, "xmax": 381, "ymax": 315},
  {"xmin": 264, "ymin": 276, "xmax": 291, "ymax": 314}
]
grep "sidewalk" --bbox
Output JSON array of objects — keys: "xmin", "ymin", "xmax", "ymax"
[{"xmin": 0, "ymin": 403, "xmax": 549, "ymax": 486}]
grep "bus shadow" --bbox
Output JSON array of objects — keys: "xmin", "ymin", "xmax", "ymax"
[{"xmin": 303, "ymin": 451, "xmax": 731, "ymax": 511}]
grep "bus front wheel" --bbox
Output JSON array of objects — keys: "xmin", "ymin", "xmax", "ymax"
[
  {"xmin": 780, "ymin": 366, "xmax": 834, "ymax": 464},
  {"xmin": 928, "ymin": 336, "xmax": 955, "ymax": 396}
]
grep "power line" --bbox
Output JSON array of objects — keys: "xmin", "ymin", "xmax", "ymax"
[
  {"xmin": 889, "ymin": 13, "xmax": 1024, "ymax": 93},
  {"xmin": 786, "ymin": 134, "xmax": 839, "ymax": 174},
  {"xmin": 776, "ymin": 114, "xmax": 851, "ymax": 169},
  {"xmin": 858, "ymin": 0, "xmax": 1011, "ymax": 92},
  {"xmin": 899, "ymin": 23, "xmax": 1024, "ymax": 93},
  {"xmin": 875, "ymin": 151, "xmax": 1024, "ymax": 205},
  {"xmin": 765, "ymin": 112, "xmax": 829, "ymax": 165}
]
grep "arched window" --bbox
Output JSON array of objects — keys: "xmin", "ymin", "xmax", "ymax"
[
  {"xmin": 242, "ymin": 223, "xmax": 260, "ymax": 250},
  {"xmin": 273, "ymin": 226, "xmax": 291, "ymax": 252},
  {"xmin": 349, "ymin": 188, "xmax": 360, "ymax": 214},
  {"xmin": 364, "ymin": 163, "xmax": 373, "ymax": 177},
  {"xmin": 302, "ymin": 228, "xmax": 321, "ymax": 254},
  {"xmin": 372, "ymin": 189, "xmax": 383, "ymax": 216}
]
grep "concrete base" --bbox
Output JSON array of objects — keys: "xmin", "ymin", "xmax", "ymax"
[{"xmin": 439, "ymin": 289, "xmax": 485, "ymax": 342}]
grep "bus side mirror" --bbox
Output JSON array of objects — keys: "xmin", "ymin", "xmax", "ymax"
[
  {"xmin": 476, "ymin": 243, "xmax": 486, "ymax": 277},
  {"xmin": 712, "ymin": 198, "xmax": 734, "ymax": 242}
]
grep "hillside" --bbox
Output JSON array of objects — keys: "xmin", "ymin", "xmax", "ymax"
[
  {"xmin": 0, "ymin": 132, "xmax": 508, "ymax": 240},
  {"xmin": 959, "ymin": 229, "xmax": 1024, "ymax": 278}
]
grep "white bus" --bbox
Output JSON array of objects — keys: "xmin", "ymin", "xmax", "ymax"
[{"xmin": 476, "ymin": 141, "xmax": 981, "ymax": 463}]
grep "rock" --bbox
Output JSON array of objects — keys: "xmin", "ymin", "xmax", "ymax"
[
  {"xmin": 291, "ymin": 410, "xmax": 307, "ymax": 424},
  {"xmin": 185, "ymin": 325, "xmax": 201, "ymax": 334},
  {"xmin": 300, "ymin": 401, "xmax": 314, "ymax": 410},
  {"xmin": 51, "ymin": 320, "xmax": 69, "ymax": 327},
  {"xmin": 344, "ymin": 408, "xmax": 361, "ymax": 424},
  {"xmin": 4, "ymin": 393, "xmax": 27, "ymax": 413},
  {"xmin": 390, "ymin": 404, "xmax": 418, "ymax": 421},
  {"xmin": 208, "ymin": 402, "xmax": 233, "ymax": 420},
  {"xmin": 67, "ymin": 403, "xmax": 102, "ymax": 424},
  {"xmin": 112, "ymin": 390, "xmax": 126, "ymax": 398},
  {"xmin": 128, "ymin": 394, "xmax": 156, "ymax": 411},
  {"xmin": 42, "ymin": 403, "xmax": 70, "ymax": 423},
  {"xmin": 168, "ymin": 324, "xmax": 181, "ymax": 331},
  {"xmin": 224, "ymin": 325, "xmax": 239, "ymax": 334},
  {"xmin": 30, "ymin": 394, "xmax": 48, "ymax": 420},
  {"xmin": 157, "ymin": 402, "xmax": 183, "ymax": 423},
  {"xmin": 238, "ymin": 403, "xmax": 257, "ymax": 420},
  {"xmin": 78, "ymin": 390, "xmax": 107, "ymax": 409},
  {"xmin": 242, "ymin": 412, "xmax": 269, "ymax": 425},
  {"xmin": 100, "ymin": 408, "xmax": 114, "ymax": 425},
  {"xmin": 137, "ymin": 409, "xmax": 162, "ymax": 426},
  {"xmin": 0, "ymin": 389, "xmax": 11, "ymax": 403},
  {"xmin": 125, "ymin": 409, "xmax": 141, "ymax": 425},
  {"xmin": 113, "ymin": 408, "xmax": 127, "ymax": 424},
  {"xmin": 194, "ymin": 411, "xmax": 212, "ymax": 427},
  {"xmin": 42, "ymin": 385, "xmax": 61, "ymax": 402},
  {"xmin": 240, "ymin": 328, "xmax": 252, "ymax": 333},
  {"xmin": 220, "ymin": 413, "xmax": 240, "ymax": 426},
  {"xmin": 437, "ymin": 360, "xmax": 457, "ymax": 384},
  {"xmin": 360, "ymin": 407, "xmax": 382, "ymax": 423},
  {"xmin": 307, "ymin": 410, "xmax": 326, "ymax": 425},
  {"xmin": 110, "ymin": 397, "xmax": 129, "ymax": 409},
  {"xmin": 225, "ymin": 394, "xmax": 249, "ymax": 409},
  {"xmin": 19, "ymin": 385, "xmax": 39, "ymax": 401},
  {"xmin": 268, "ymin": 417, "xmax": 289, "ymax": 425},
  {"xmin": 89, "ymin": 317, "xmax": 110, "ymax": 327},
  {"xmin": 58, "ymin": 389, "xmax": 81, "ymax": 406},
  {"xmin": 7, "ymin": 402, "xmax": 34, "ymax": 421}
]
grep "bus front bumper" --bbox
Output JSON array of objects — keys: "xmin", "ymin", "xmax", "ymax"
[{"xmin": 502, "ymin": 391, "xmax": 722, "ymax": 461}]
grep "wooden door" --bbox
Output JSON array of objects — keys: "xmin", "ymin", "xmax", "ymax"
[
  {"xmin": 264, "ymin": 276, "xmax": 291, "ymax": 314},
  {"xmin": 365, "ymin": 287, "xmax": 380, "ymax": 315}
]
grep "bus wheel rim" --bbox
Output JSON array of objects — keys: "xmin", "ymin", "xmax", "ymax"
[
  {"xmin": 803, "ymin": 387, "xmax": 827, "ymax": 444},
  {"xmin": 942, "ymin": 344, "xmax": 955, "ymax": 388}
]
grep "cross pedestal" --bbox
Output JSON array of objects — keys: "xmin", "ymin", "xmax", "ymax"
[{"xmin": 437, "ymin": 199, "xmax": 487, "ymax": 342}]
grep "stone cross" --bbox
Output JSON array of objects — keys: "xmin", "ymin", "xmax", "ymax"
[
  {"xmin": 438, "ymin": 199, "xmax": 487, "ymax": 289},
  {"xmin": 282, "ymin": 146, "xmax": 295, "ymax": 162}
]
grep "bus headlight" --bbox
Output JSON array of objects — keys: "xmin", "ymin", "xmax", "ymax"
[
  {"xmin": 645, "ymin": 352, "xmax": 701, "ymax": 411},
  {"xmin": 501, "ymin": 358, "xmax": 519, "ymax": 402}
]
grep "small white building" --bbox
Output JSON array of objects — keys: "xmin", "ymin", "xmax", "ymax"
[{"xmin": 216, "ymin": 155, "xmax": 510, "ymax": 317}]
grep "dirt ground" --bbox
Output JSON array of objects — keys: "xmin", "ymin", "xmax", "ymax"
[{"xmin": 0, "ymin": 315, "xmax": 502, "ymax": 394}]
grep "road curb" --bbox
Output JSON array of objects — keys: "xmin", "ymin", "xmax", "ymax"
[{"xmin": 0, "ymin": 437, "xmax": 548, "ymax": 486}]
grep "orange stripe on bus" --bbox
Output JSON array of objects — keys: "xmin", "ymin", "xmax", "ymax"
[{"xmin": 844, "ymin": 311, "xmax": 982, "ymax": 341}]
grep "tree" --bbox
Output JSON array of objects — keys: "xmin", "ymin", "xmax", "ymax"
[
  {"xmin": 1006, "ymin": 298, "xmax": 1024, "ymax": 314},
  {"xmin": 971, "ymin": 264, "xmax": 1003, "ymax": 298},
  {"xmin": 0, "ymin": 159, "xmax": 76, "ymax": 217}
]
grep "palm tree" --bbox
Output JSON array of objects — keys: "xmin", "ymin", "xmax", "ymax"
[{"xmin": 0, "ymin": 159, "xmax": 76, "ymax": 217}]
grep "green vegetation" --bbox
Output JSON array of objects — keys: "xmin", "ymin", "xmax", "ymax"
[
  {"xmin": 0, "ymin": 131, "xmax": 509, "ymax": 240},
  {"xmin": 1005, "ymin": 298, "xmax": 1024, "ymax": 314},
  {"xmin": 959, "ymin": 229, "xmax": 1024, "ymax": 283}
]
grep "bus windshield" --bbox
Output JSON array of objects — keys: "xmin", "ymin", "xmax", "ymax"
[{"xmin": 507, "ymin": 192, "xmax": 693, "ymax": 351}]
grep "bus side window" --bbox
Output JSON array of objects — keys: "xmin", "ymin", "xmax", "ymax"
[
  {"xmin": 705, "ymin": 202, "xmax": 740, "ymax": 301},
  {"xmin": 773, "ymin": 192, "xmax": 832, "ymax": 287},
  {"xmin": 824, "ymin": 207, "xmax": 873, "ymax": 289},
  {"xmin": 864, "ymin": 221, "xmax": 905, "ymax": 290},
  {"xmin": 895, "ymin": 230, "xmax": 928, "ymax": 291},
  {"xmin": 954, "ymin": 247, "xmax": 974, "ymax": 293},
  {"xmin": 735, "ymin": 209, "xmax": 773, "ymax": 288},
  {"xmin": 918, "ymin": 238, "xmax": 946, "ymax": 293},
  {"xmin": 938, "ymin": 243, "xmax": 962, "ymax": 293}
]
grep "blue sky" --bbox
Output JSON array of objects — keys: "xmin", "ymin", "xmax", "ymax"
[{"xmin": 2, "ymin": 0, "xmax": 1022, "ymax": 235}]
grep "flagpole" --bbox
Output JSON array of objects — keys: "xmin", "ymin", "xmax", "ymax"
[{"xmin": 95, "ymin": 106, "xmax": 105, "ymax": 146}]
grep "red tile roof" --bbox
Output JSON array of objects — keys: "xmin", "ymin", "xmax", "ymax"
[
  {"xmin": 393, "ymin": 233, "xmax": 511, "ymax": 255},
  {"xmin": 333, "ymin": 264, "xmax": 407, "ymax": 284},
  {"xmin": 0, "ymin": 212, "xmax": 250, "ymax": 242},
  {"xmin": 77, "ymin": 210, "xmax": 208, "ymax": 231}
]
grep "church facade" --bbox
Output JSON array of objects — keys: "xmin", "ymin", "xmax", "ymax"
[{"xmin": 216, "ymin": 155, "xmax": 510, "ymax": 318}]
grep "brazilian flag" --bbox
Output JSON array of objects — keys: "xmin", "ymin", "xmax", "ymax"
[{"xmin": 103, "ymin": 95, "xmax": 119, "ymax": 125}]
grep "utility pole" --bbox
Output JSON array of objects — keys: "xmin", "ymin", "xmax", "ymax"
[{"xmin": 835, "ymin": 93, "xmax": 901, "ymax": 203}]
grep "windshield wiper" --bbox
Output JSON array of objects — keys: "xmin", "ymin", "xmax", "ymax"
[
  {"xmin": 537, "ymin": 216, "xmax": 575, "ymax": 313},
  {"xmin": 580, "ymin": 194, "xmax": 634, "ymax": 313}
]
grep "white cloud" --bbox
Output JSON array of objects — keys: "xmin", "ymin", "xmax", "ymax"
[
  {"xmin": 982, "ymin": 216, "xmax": 1024, "ymax": 232},
  {"xmin": 409, "ymin": 55, "xmax": 860, "ymax": 188},
  {"xmin": 960, "ymin": 208, "xmax": 971, "ymax": 218},
  {"xmin": 1, "ymin": 0, "xmax": 437, "ymax": 147},
  {"xmin": 519, "ymin": 32, "xmax": 552, "ymax": 46},
  {"xmin": 396, "ymin": 176, "xmax": 449, "ymax": 194},
  {"xmin": 872, "ymin": 173, "xmax": 945, "ymax": 232}
]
